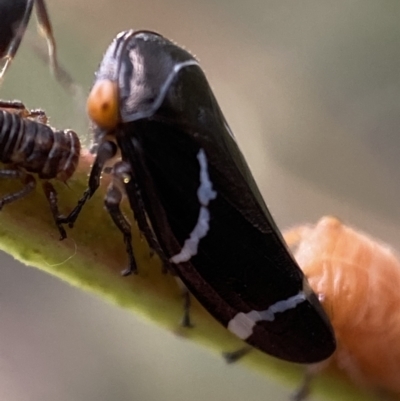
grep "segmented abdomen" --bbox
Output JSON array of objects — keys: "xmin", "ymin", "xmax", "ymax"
[{"xmin": 0, "ymin": 109, "xmax": 80, "ymax": 181}]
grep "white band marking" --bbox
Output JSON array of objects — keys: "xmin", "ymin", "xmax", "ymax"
[
  {"xmin": 227, "ymin": 292, "xmax": 307, "ymax": 340},
  {"xmin": 125, "ymin": 59, "xmax": 200, "ymax": 122},
  {"xmin": 170, "ymin": 149, "xmax": 217, "ymax": 264}
]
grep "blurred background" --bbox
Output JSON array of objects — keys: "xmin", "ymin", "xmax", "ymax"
[{"xmin": 1, "ymin": 1, "xmax": 400, "ymax": 400}]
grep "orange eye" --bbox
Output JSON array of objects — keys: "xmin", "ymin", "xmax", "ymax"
[{"xmin": 87, "ymin": 79, "xmax": 119, "ymax": 129}]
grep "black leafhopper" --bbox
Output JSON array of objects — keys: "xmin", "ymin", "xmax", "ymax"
[{"xmin": 60, "ymin": 30, "xmax": 336, "ymax": 364}]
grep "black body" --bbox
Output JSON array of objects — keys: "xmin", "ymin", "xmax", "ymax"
[{"xmin": 72, "ymin": 31, "xmax": 336, "ymax": 363}]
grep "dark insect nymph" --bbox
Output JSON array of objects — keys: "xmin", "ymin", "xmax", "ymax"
[
  {"xmin": 0, "ymin": 100, "xmax": 80, "ymax": 239},
  {"xmin": 0, "ymin": 1, "xmax": 83, "ymax": 238}
]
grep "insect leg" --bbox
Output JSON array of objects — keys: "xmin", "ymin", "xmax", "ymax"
[
  {"xmin": 34, "ymin": 0, "xmax": 57, "ymax": 75},
  {"xmin": 181, "ymin": 286, "xmax": 192, "ymax": 327},
  {"xmin": 174, "ymin": 278, "xmax": 194, "ymax": 328},
  {"xmin": 0, "ymin": 0, "xmax": 34, "ymax": 82},
  {"xmin": 104, "ymin": 161, "xmax": 137, "ymax": 276},
  {"xmin": 290, "ymin": 369, "xmax": 313, "ymax": 401},
  {"xmin": 34, "ymin": 0, "xmax": 78, "ymax": 94},
  {"xmin": 41, "ymin": 181, "xmax": 66, "ymax": 240},
  {"xmin": 223, "ymin": 351, "xmax": 318, "ymax": 400},
  {"xmin": 106, "ymin": 160, "xmax": 171, "ymax": 275},
  {"xmin": 0, "ymin": 169, "xmax": 36, "ymax": 208},
  {"xmin": 290, "ymin": 359, "xmax": 330, "ymax": 401},
  {"xmin": 222, "ymin": 346, "xmax": 252, "ymax": 363},
  {"xmin": 58, "ymin": 140, "xmax": 117, "ymax": 227}
]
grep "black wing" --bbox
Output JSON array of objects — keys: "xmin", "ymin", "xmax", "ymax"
[{"xmin": 113, "ymin": 31, "xmax": 335, "ymax": 363}]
